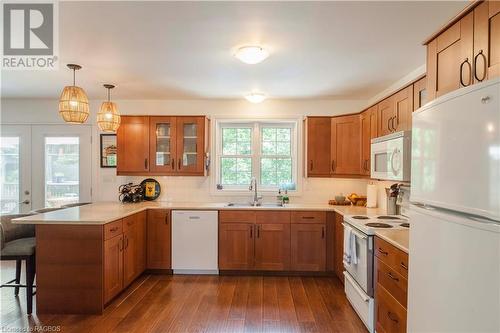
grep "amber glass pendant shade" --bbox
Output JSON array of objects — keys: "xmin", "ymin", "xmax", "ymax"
[
  {"xmin": 97, "ymin": 84, "xmax": 121, "ymax": 132},
  {"xmin": 58, "ymin": 64, "xmax": 90, "ymax": 124}
]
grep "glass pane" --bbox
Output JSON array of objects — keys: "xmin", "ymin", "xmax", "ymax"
[
  {"xmin": 156, "ymin": 123, "xmax": 171, "ymax": 166},
  {"xmin": 0, "ymin": 137, "xmax": 20, "ymax": 214},
  {"xmin": 260, "ymin": 157, "xmax": 292, "ymax": 187},
  {"xmin": 222, "ymin": 127, "xmax": 251, "ymax": 156},
  {"xmin": 220, "ymin": 157, "xmax": 252, "ymax": 185},
  {"xmin": 183, "ymin": 123, "xmax": 197, "ymax": 167},
  {"xmin": 262, "ymin": 127, "xmax": 291, "ymax": 156},
  {"xmin": 45, "ymin": 137, "xmax": 79, "ymax": 208}
]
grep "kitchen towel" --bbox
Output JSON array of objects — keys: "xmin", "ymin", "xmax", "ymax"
[
  {"xmin": 343, "ymin": 224, "xmax": 352, "ymax": 265},
  {"xmin": 350, "ymin": 231, "xmax": 358, "ymax": 265},
  {"xmin": 366, "ymin": 183, "xmax": 377, "ymax": 208}
]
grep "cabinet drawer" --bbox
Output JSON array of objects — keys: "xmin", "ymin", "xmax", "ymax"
[
  {"xmin": 376, "ymin": 258, "xmax": 407, "ymax": 308},
  {"xmin": 374, "ymin": 237, "xmax": 409, "ymax": 278},
  {"xmin": 122, "ymin": 214, "xmax": 136, "ymax": 232},
  {"xmin": 256, "ymin": 211, "xmax": 290, "ymax": 224},
  {"xmin": 291, "ymin": 211, "xmax": 326, "ymax": 224},
  {"xmin": 376, "ymin": 285, "xmax": 407, "ymax": 333},
  {"xmin": 219, "ymin": 210, "xmax": 256, "ymax": 224},
  {"xmin": 104, "ymin": 219, "xmax": 123, "ymax": 240}
]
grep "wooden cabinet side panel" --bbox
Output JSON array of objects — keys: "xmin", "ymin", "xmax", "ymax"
[{"xmin": 104, "ymin": 234, "xmax": 123, "ymax": 304}]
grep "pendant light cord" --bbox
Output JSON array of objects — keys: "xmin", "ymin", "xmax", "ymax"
[
  {"xmin": 73, "ymin": 68, "xmax": 76, "ymax": 86},
  {"xmin": 107, "ymin": 87, "xmax": 111, "ymax": 101}
]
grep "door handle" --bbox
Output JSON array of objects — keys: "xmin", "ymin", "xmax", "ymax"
[
  {"xmin": 331, "ymin": 160, "xmax": 335, "ymax": 172},
  {"xmin": 144, "ymin": 158, "xmax": 148, "ymax": 169},
  {"xmin": 310, "ymin": 160, "xmax": 313, "ymax": 171},
  {"xmin": 388, "ymin": 272, "xmax": 399, "ymax": 281},
  {"xmin": 178, "ymin": 158, "xmax": 181, "ymax": 170},
  {"xmin": 321, "ymin": 226, "xmax": 325, "ymax": 239},
  {"xmin": 474, "ymin": 50, "xmax": 487, "ymax": 82},
  {"xmin": 257, "ymin": 225, "xmax": 260, "ymax": 238},
  {"xmin": 387, "ymin": 118, "xmax": 391, "ymax": 132},
  {"xmin": 19, "ymin": 199, "xmax": 30, "ymax": 205},
  {"xmin": 389, "ymin": 117, "xmax": 395, "ymax": 132},
  {"xmin": 171, "ymin": 158, "xmax": 174, "ymax": 169},
  {"xmin": 460, "ymin": 58, "xmax": 472, "ymax": 87}
]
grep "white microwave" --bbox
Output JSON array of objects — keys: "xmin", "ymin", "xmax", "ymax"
[{"xmin": 371, "ymin": 131, "xmax": 411, "ymax": 181}]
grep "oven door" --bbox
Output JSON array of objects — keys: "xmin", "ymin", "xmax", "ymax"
[{"xmin": 342, "ymin": 223, "xmax": 374, "ymax": 296}]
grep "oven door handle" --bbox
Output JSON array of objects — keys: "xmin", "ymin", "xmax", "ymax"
[
  {"xmin": 342, "ymin": 223, "xmax": 367, "ymax": 240},
  {"xmin": 343, "ymin": 271, "xmax": 370, "ymax": 302}
]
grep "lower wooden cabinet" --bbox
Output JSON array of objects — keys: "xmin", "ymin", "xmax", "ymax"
[
  {"xmin": 290, "ymin": 223, "xmax": 326, "ymax": 271},
  {"xmin": 254, "ymin": 223, "xmax": 291, "ymax": 271},
  {"xmin": 218, "ymin": 223, "xmax": 254, "ymax": 270},
  {"xmin": 104, "ymin": 234, "xmax": 123, "ymax": 304},
  {"xmin": 147, "ymin": 209, "xmax": 171, "ymax": 269},
  {"xmin": 376, "ymin": 286, "xmax": 407, "ymax": 333}
]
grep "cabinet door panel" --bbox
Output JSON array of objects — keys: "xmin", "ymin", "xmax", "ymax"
[
  {"xmin": 135, "ymin": 211, "xmax": 147, "ymax": 276},
  {"xmin": 331, "ymin": 115, "xmax": 361, "ymax": 175},
  {"xmin": 474, "ymin": 2, "xmax": 500, "ymax": 81},
  {"xmin": 360, "ymin": 105, "xmax": 377, "ymax": 175},
  {"xmin": 254, "ymin": 223, "xmax": 290, "ymax": 271},
  {"xmin": 393, "ymin": 86, "xmax": 413, "ymax": 132},
  {"xmin": 149, "ymin": 117, "xmax": 177, "ymax": 173},
  {"xmin": 176, "ymin": 117, "xmax": 205, "ymax": 174},
  {"xmin": 306, "ymin": 117, "xmax": 332, "ymax": 176},
  {"xmin": 219, "ymin": 223, "xmax": 254, "ymax": 270},
  {"xmin": 413, "ymin": 77, "xmax": 427, "ymax": 111},
  {"xmin": 378, "ymin": 97, "xmax": 394, "ymax": 137},
  {"xmin": 123, "ymin": 227, "xmax": 136, "ymax": 287},
  {"xmin": 291, "ymin": 223, "xmax": 326, "ymax": 271},
  {"xmin": 117, "ymin": 116, "xmax": 150, "ymax": 174},
  {"xmin": 147, "ymin": 209, "xmax": 171, "ymax": 269},
  {"xmin": 104, "ymin": 234, "xmax": 123, "ymax": 304}
]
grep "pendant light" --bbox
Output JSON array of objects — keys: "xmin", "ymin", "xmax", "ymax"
[
  {"xmin": 58, "ymin": 64, "xmax": 90, "ymax": 123},
  {"xmin": 97, "ymin": 84, "xmax": 121, "ymax": 132}
]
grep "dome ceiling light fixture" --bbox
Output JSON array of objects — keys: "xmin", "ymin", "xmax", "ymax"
[
  {"xmin": 234, "ymin": 46, "xmax": 269, "ymax": 64},
  {"xmin": 245, "ymin": 92, "xmax": 267, "ymax": 103},
  {"xmin": 97, "ymin": 84, "xmax": 121, "ymax": 132},
  {"xmin": 58, "ymin": 64, "xmax": 90, "ymax": 124}
]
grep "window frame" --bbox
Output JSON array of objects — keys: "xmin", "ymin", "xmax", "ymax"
[{"xmin": 214, "ymin": 119, "xmax": 299, "ymax": 194}]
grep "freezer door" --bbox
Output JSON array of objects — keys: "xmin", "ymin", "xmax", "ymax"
[
  {"xmin": 411, "ymin": 79, "xmax": 500, "ymax": 221},
  {"xmin": 408, "ymin": 205, "xmax": 500, "ymax": 333}
]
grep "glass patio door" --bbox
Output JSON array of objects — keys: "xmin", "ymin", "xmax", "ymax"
[{"xmin": 0, "ymin": 125, "xmax": 32, "ymax": 214}]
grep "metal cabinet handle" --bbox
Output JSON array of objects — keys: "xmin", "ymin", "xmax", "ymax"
[
  {"xmin": 310, "ymin": 160, "xmax": 313, "ymax": 171},
  {"xmin": 109, "ymin": 227, "xmax": 118, "ymax": 232},
  {"xmin": 460, "ymin": 58, "xmax": 472, "ymax": 87},
  {"xmin": 303, "ymin": 216, "xmax": 315, "ymax": 219},
  {"xmin": 378, "ymin": 248, "xmax": 388, "ymax": 256},
  {"xmin": 178, "ymin": 158, "xmax": 181, "ymax": 170},
  {"xmin": 257, "ymin": 225, "xmax": 260, "ymax": 238},
  {"xmin": 19, "ymin": 199, "xmax": 30, "ymax": 204},
  {"xmin": 400, "ymin": 262, "xmax": 408, "ymax": 270},
  {"xmin": 393, "ymin": 115, "xmax": 399, "ymax": 131},
  {"xmin": 144, "ymin": 158, "xmax": 148, "ymax": 169},
  {"xmin": 124, "ymin": 236, "xmax": 129, "ymax": 249},
  {"xmin": 387, "ymin": 311, "xmax": 399, "ymax": 323},
  {"xmin": 331, "ymin": 160, "xmax": 335, "ymax": 172},
  {"xmin": 171, "ymin": 158, "xmax": 174, "ymax": 169},
  {"xmin": 250, "ymin": 226, "xmax": 253, "ymax": 238},
  {"xmin": 387, "ymin": 118, "xmax": 391, "ymax": 132},
  {"xmin": 165, "ymin": 214, "xmax": 169, "ymax": 224},
  {"xmin": 119, "ymin": 238, "xmax": 123, "ymax": 251},
  {"xmin": 388, "ymin": 272, "xmax": 399, "ymax": 281},
  {"xmin": 474, "ymin": 50, "xmax": 487, "ymax": 82},
  {"xmin": 322, "ymin": 226, "xmax": 325, "ymax": 239}
]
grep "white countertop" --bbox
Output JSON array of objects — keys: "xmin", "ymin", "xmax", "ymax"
[{"xmin": 13, "ymin": 201, "xmax": 385, "ymax": 225}]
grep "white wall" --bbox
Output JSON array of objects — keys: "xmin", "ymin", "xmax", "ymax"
[{"xmin": 1, "ymin": 97, "xmax": 374, "ymax": 204}]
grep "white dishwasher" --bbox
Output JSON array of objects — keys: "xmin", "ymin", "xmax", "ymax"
[{"xmin": 171, "ymin": 210, "xmax": 218, "ymax": 274}]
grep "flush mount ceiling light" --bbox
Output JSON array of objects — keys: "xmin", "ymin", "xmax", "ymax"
[
  {"xmin": 234, "ymin": 46, "xmax": 269, "ymax": 64},
  {"xmin": 58, "ymin": 64, "xmax": 90, "ymax": 124},
  {"xmin": 97, "ymin": 84, "xmax": 121, "ymax": 132},
  {"xmin": 245, "ymin": 92, "xmax": 267, "ymax": 103}
]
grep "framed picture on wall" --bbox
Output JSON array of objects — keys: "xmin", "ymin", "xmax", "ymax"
[{"xmin": 100, "ymin": 134, "xmax": 117, "ymax": 168}]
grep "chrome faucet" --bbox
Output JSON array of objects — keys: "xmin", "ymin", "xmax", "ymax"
[{"xmin": 249, "ymin": 177, "xmax": 262, "ymax": 206}]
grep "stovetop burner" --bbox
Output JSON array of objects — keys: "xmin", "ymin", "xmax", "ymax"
[
  {"xmin": 377, "ymin": 215, "xmax": 404, "ymax": 220},
  {"xmin": 400, "ymin": 223, "xmax": 410, "ymax": 228},
  {"xmin": 351, "ymin": 216, "xmax": 369, "ymax": 220},
  {"xmin": 365, "ymin": 222, "xmax": 393, "ymax": 228}
]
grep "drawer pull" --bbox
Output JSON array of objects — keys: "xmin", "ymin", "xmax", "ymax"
[
  {"xmin": 388, "ymin": 272, "xmax": 399, "ymax": 281},
  {"xmin": 378, "ymin": 248, "xmax": 388, "ymax": 256},
  {"xmin": 302, "ymin": 216, "xmax": 315, "ymax": 219},
  {"xmin": 387, "ymin": 311, "xmax": 399, "ymax": 323},
  {"xmin": 400, "ymin": 262, "xmax": 408, "ymax": 270},
  {"xmin": 322, "ymin": 226, "xmax": 325, "ymax": 239},
  {"xmin": 109, "ymin": 227, "xmax": 118, "ymax": 232}
]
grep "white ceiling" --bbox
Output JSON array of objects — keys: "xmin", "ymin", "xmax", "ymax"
[{"xmin": 1, "ymin": 1, "xmax": 466, "ymax": 100}]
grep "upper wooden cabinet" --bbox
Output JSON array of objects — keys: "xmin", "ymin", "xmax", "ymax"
[
  {"xmin": 331, "ymin": 114, "xmax": 361, "ymax": 175},
  {"xmin": 393, "ymin": 85, "xmax": 414, "ymax": 132},
  {"xmin": 117, "ymin": 116, "xmax": 150, "ymax": 174},
  {"xmin": 117, "ymin": 115, "xmax": 208, "ymax": 176},
  {"xmin": 413, "ymin": 76, "xmax": 428, "ymax": 111},
  {"xmin": 360, "ymin": 106, "xmax": 378, "ymax": 176},
  {"xmin": 426, "ymin": 0, "xmax": 500, "ymax": 101},
  {"xmin": 306, "ymin": 117, "xmax": 332, "ymax": 177},
  {"xmin": 377, "ymin": 95, "xmax": 394, "ymax": 137}
]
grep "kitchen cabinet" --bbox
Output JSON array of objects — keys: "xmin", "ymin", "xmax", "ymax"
[
  {"xmin": 306, "ymin": 117, "xmax": 332, "ymax": 177},
  {"xmin": 218, "ymin": 223, "xmax": 254, "ymax": 270},
  {"xmin": 360, "ymin": 106, "xmax": 378, "ymax": 176},
  {"xmin": 117, "ymin": 115, "xmax": 208, "ymax": 176},
  {"xmin": 331, "ymin": 114, "xmax": 361, "ymax": 175},
  {"xmin": 374, "ymin": 236, "xmax": 409, "ymax": 333},
  {"xmin": 122, "ymin": 212, "xmax": 146, "ymax": 287},
  {"xmin": 426, "ymin": 1, "xmax": 500, "ymax": 101},
  {"xmin": 334, "ymin": 213, "xmax": 344, "ymax": 283},
  {"xmin": 117, "ymin": 116, "xmax": 150, "ymax": 174},
  {"xmin": 104, "ymin": 234, "xmax": 123, "ymax": 304},
  {"xmin": 147, "ymin": 209, "xmax": 171, "ymax": 270},
  {"xmin": 254, "ymin": 223, "xmax": 291, "ymax": 270},
  {"xmin": 392, "ymin": 85, "xmax": 413, "ymax": 132},
  {"xmin": 291, "ymin": 223, "xmax": 326, "ymax": 271},
  {"xmin": 413, "ymin": 76, "xmax": 428, "ymax": 111},
  {"xmin": 377, "ymin": 96, "xmax": 394, "ymax": 137}
]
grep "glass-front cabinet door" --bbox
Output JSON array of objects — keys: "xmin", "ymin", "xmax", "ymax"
[
  {"xmin": 176, "ymin": 117, "xmax": 205, "ymax": 174},
  {"xmin": 149, "ymin": 117, "xmax": 176, "ymax": 173}
]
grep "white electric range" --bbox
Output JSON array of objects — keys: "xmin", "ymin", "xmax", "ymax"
[{"xmin": 341, "ymin": 214, "xmax": 410, "ymax": 333}]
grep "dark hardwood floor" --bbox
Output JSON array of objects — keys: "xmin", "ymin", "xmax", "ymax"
[{"xmin": 1, "ymin": 262, "xmax": 367, "ymax": 332}]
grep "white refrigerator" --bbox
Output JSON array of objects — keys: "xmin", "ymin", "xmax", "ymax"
[{"xmin": 409, "ymin": 78, "xmax": 500, "ymax": 332}]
